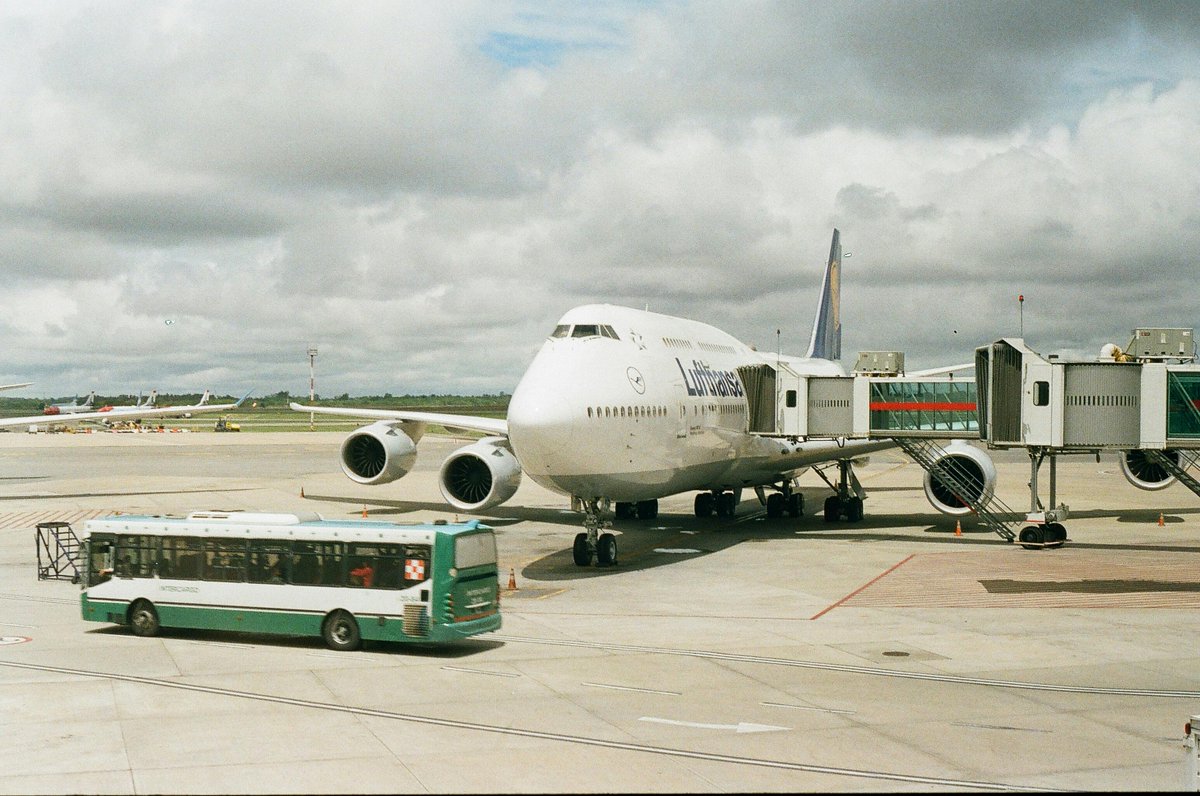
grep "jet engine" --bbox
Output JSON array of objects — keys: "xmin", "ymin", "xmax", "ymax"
[
  {"xmin": 1119, "ymin": 449, "xmax": 1179, "ymax": 491},
  {"xmin": 439, "ymin": 437, "xmax": 522, "ymax": 512},
  {"xmin": 339, "ymin": 422, "xmax": 418, "ymax": 486},
  {"xmin": 923, "ymin": 439, "xmax": 998, "ymax": 516}
]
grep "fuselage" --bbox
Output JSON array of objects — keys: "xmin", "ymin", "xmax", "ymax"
[{"xmin": 507, "ymin": 304, "xmax": 885, "ymax": 502}]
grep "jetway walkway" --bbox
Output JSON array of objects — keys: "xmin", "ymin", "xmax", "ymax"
[{"xmin": 743, "ymin": 330, "xmax": 1200, "ymax": 546}]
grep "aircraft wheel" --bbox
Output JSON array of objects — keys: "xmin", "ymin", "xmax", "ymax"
[
  {"xmin": 787, "ymin": 493, "xmax": 804, "ymax": 518},
  {"xmin": 716, "ymin": 492, "xmax": 736, "ymax": 517},
  {"xmin": 765, "ymin": 493, "xmax": 785, "ymax": 518},
  {"xmin": 615, "ymin": 502, "xmax": 635, "ymax": 520},
  {"xmin": 1018, "ymin": 526, "xmax": 1044, "ymax": 550},
  {"xmin": 596, "ymin": 533, "xmax": 618, "ymax": 567},
  {"xmin": 572, "ymin": 533, "xmax": 591, "ymax": 566},
  {"xmin": 128, "ymin": 599, "xmax": 160, "ymax": 637},
  {"xmin": 694, "ymin": 493, "xmax": 714, "ymax": 517},
  {"xmin": 636, "ymin": 499, "xmax": 658, "ymax": 520},
  {"xmin": 846, "ymin": 497, "xmax": 864, "ymax": 522},
  {"xmin": 823, "ymin": 495, "xmax": 840, "ymax": 523}
]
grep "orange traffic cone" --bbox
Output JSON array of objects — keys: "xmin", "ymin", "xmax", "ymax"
[
  {"xmin": 362, "ymin": 505, "xmax": 368, "ymax": 518},
  {"xmin": 300, "ymin": 486, "xmax": 305, "ymax": 498},
  {"xmin": 955, "ymin": 520, "xmax": 962, "ymax": 537},
  {"xmin": 1158, "ymin": 512, "xmax": 1165, "ymax": 527},
  {"xmin": 507, "ymin": 567, "xmax": 517, "ymax": 591}
]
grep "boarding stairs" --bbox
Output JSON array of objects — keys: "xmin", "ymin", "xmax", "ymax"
[
  {"xmin": 36, "ymin": 521, "xmax": 81, "ymax": 582},
  {"xmin": 893, "ymin": 438, "xmax": 1018, "ymax": 542},
  {"xmin": 1145, "ymin": 450, "xmax": 1200, "ymax": 500}
]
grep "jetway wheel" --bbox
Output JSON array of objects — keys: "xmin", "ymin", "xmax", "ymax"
[{"xmin": 1018, "ymin": 526, "xmax": 1044, "ymax": 550}]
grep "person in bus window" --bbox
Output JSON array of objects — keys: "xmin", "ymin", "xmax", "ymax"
[{"xmin": 350, "ymin": 560, "xmax": 374, "ymax": 588}]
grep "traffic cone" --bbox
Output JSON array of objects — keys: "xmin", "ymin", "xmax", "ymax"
[
  {"xmin": 954, "ymin": 520, "xmax": 962, "ymax": 537},
  {"xmin": 1158, "ymin": 512, "xmax": 1165, "ymax": 527},
  {"xmin": 507, "ymin": 567, "xmax": 517, "ymax": 591},
  {"xmin": 362, "ymin": 505, "xmax": 368, "ymax": 518},
  {"xmin": 299, "ymin": 486, "xmax": 304, "ymax": 498}
]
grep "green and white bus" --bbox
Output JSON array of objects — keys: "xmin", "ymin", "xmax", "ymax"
[{"xmin": 79, "ymin": 511, "xmax": 501, "ymax": 650}]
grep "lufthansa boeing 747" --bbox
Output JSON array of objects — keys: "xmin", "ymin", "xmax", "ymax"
[{"xmin": 293, "ymin": 230, "xmax": 997, "ymax": 566}]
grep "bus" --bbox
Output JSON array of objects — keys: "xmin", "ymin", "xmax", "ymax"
[{"xmin": 79, "ymin": 511, "xmax": 501, "ymax": 650}]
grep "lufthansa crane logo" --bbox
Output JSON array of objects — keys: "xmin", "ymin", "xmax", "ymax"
[{"xmin": 626, "ymin": 367, "xmax": 646, "ymax": 394}]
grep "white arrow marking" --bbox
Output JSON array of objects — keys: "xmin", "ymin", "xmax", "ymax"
[{"xmin": 639, "ymin": 716, "xmax": 789, "ymax": 734}]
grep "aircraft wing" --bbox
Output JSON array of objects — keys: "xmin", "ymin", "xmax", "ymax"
[
  {"xmin": 0, "ymin": 382, "xmax": 32, "ymax": 392},
  {"xmin": 907, "ymin": 363, "xmax": 974, "ymax": 377},
  {"xmin": 0, "ymin": 391, "xmax": 252, "ymax": 431},
  {"xmin": 289, "ymin": 402, "xmax": 508, "ymax": 437}
]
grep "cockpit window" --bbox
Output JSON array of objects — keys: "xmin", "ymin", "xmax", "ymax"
[
  {"xmin": 551, "ymin": 324, "xmax": 570, "ymax": 339},
  {"xmin": 600, "ymin": 325, "xmax": 620, "ymax": 340},
  {"xmin": 571, "ymin": 324, "xmax": 600, "ymax": 338}
]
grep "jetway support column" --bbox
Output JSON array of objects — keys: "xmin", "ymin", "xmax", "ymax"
[{"xmin": 1015, "ymin": 448, "xmax": 1069, "ymax": 549}]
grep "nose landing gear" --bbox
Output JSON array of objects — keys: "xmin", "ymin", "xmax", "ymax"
[{"xmin": 573, "ymin": 497, "xmax": 619, "ymax": 567}]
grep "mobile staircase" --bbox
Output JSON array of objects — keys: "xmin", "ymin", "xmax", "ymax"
[{"xmin": 36, "ymin": 521, "xmax": 81, "ymax": 582}]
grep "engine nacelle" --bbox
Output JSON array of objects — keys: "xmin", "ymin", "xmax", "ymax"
[
  {"xmin": 439, "ymin": 437, "xmax": 522, "ymax": 512},
  {"xmin": 1120, "ymin": 449, "xmax": 1179, "ymax": 491},
  {"xmin": 339, "ymin": 422, "xmax": 418, "ymax": 486},
  {"xmin": 923, "ymin": 439, "xmax": 998, "ymax": 516}
]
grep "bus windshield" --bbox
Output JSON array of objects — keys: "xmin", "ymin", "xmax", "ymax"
[{"xmin": 454, "ymin": 532, "xmax": 497, "ymax": 569}]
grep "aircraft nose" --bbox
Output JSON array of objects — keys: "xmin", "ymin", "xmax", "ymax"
[{"xmin": 507, "ymin": 357, "xmax": 580, "ymax": 474}]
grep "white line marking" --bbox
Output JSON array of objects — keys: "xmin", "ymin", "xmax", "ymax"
[
  {"xmin": 583, "ymin": 682, "xmax": 681, "ymax": 696},
  {"xmin": 441, "ymin": 666, "xmax": 520, "ymax": 678},
  {"xmin": 640, "ymin": 716, "xmax": 789, "ymax": 733}
]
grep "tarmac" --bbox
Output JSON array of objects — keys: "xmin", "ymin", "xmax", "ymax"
[{"xmin": 2, "ymin": 429, "xmax": 1200, "ymax": 793}]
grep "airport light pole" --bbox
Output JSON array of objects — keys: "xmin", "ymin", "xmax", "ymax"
[{"xmin": 308, "ymin": 347, "xmax": 318, "ymax": 431}]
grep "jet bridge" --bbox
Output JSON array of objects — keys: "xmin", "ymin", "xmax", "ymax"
[{"xmin": 741, "ymin": 330, "xmax": 1200, "ymax": 547}]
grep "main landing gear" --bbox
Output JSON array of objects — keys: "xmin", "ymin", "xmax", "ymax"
[
  {"xmin": 693, "ymin": 490, "xmax": 740, "ymax": 518},
  {"xmin": 573, "ymin": 497, "xmax": 620, "ymax": 567},
  {"xmin": 816, "ymin": 460, "xmax": 865, "ymax": 522},
  {"xmin": 763, "ymin": 483, "xmax": 803, "ymax": 519}
]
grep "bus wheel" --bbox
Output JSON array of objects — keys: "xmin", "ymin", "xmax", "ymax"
[
  {"xmin": 128, "ymin": 600, "xmax": 160, "ymax": 637},
  {"xmin": 322, "ymin": 610, "xmax": 361, "ymax": 651}
]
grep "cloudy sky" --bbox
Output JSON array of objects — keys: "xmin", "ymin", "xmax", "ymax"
[{"xmin": 2, "ymin": 1, "xmax": 1198, "ymax": 399}]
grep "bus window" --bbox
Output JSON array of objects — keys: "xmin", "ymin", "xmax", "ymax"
[
  {"xmin": 247, "ymin": 541, "xmax": 290, "ymax": 584},
  {"xmin": 87, "ymin": 534, "xmax": 115, "ymax": 585},
  {"xmin": 161, "ymin": 537, "xmax": 204, "ymax": 580},
  {"xmin": 291, "ymin": 541, "xmax": 345, "ymax": 586},
  {"xmin": 455, "ymin": 533, "xmax": 497, "ymax": 570},
  {"xmin": 205, "ymin": 539, "xmax": 248, "ymax": 582},
  {"xmin": 116, "ymin": 535, "xmax": 157, "ymax": 579}
]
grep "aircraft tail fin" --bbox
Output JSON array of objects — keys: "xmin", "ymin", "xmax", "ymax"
[
  {"xmin": 198, "ymin": 389, "xmax": 210, "ymax": 406},
  {"xmin": 145, "ymin": 390, "xmax": 157, "ymax": 408},
  {"xmin": 804, "ymin": 228, "xmax": 842, "ymax": 361},
  {"xmin": 83, "ymin": 390, "xmax": 96, "ymax": 408}
]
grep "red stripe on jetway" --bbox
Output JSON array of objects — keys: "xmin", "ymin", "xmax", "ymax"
[{"xmin": 870, "ymin": 402, "xmax": 977, "ymax": 411}]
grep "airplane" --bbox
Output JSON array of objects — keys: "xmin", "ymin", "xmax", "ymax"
[
  {"xmin": 95, "ymin": 390, "xmax": 157, "ymax": 415},
  {"xmin": 0, "ymin": 382, "xmax": 32, "ymax": 392},
  {"xmin": 0, "ymin": 390, "xmax": 252, "ymax": 432},
  {"xmin": 42, "ymin": 391, "xmax": 96, "ymax": 415},
  {"xmin": 291, "ymin": 228, "xmax": 1010, "ymax": 567}
]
